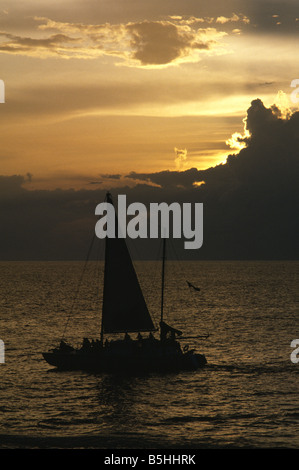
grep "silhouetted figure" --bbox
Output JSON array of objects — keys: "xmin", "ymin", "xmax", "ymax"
[
  {"xmin": 82, "ymin": 338, "xmax": 91, "ymax": 350},
  {"xmin": 160, "ymin": 321, "xmax": 182, "ymax": 343},
  {"xmin": 59, "ymin": 340, "xmax": 74, "ymax": 352}
]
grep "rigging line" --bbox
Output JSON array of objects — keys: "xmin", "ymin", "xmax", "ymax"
[
  {"xmin": 60, "ymin": 231, "xmax": 97, "ymax": 342},
  {"xmin": 128, "ymin": 236, "xmax": 163, "ymax": 330},
  {"xmin": 138, "ymin": 237, "xmax": 163, "ymax": 328},
  {"xmin": 126, "ymin": 237, "xmax": 161, "ymax": 328}
]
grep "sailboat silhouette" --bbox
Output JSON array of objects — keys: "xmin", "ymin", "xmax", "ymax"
[{"xmin": 42, "ymin": 192, "xmax": 207, "ymax": 373}]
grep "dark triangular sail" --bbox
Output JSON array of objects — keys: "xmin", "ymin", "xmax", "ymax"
[{"xmin": 101, "ymin": 193, "xmax": 155, "ymax": 334}]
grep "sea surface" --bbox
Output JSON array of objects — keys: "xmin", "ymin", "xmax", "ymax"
[{"xmin": 0, "ymin": 260, "xmax": 298, "ymax": 449}]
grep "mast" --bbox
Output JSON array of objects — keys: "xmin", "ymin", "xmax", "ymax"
[
  {"xmin": 100, "ymin": 192, "xmax": 110, "ymax": 344},
  {"xmin": 100, "ymin": 233, "xmax": 107, "ymax": 344},
  {"xmin": 160, "ymin": 237, "xmax": 166, "ymax": 339}
]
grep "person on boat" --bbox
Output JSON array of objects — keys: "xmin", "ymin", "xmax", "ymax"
[
  {"xmin": 160, "ymin": 321, "xmax": 182, "ymax": 342},
  {"xmin": 124, "ymin": 333, "xmax": 132, "ymax": 342},
  {"xmin": 91, "ymin": 339, "xmax": 100, "ymax": 350},
  {"xmin": 148, "ymin": 332, "xmax": 156, "ymax": 342},
  {"xmin": 58, "ymin": 340, "xmax": 74, "ymax": 352},
  {"xmin": 81, "ymin": 338, "xmax": 91, "ymax": 350}
]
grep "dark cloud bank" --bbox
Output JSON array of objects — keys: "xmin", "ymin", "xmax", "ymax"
[{"xmin": 1, "ymin": 98, "xmax": 298, "ymax": 260}]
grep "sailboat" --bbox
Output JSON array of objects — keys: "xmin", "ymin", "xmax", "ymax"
[{"xmin": 42, "ymin": 192, "xmax": 207, "ymax": 373}]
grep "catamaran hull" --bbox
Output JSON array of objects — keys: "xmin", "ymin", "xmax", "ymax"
[{"xmin": 42, "ymin": 350, "xmax": 207, "ymax": 373}]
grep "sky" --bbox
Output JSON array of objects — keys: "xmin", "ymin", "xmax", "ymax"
[
  {"xmin": 0, "ymin": 0, "xmax": 299, "ymax": 259},
  {"xmin": 1, "ymin": 0, "xmax": 299, "ymax": 189}
]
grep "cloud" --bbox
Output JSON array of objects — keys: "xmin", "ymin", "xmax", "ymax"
[
  {"xmin": 1, "ymin": 97, "xmax": 298, "ymax": 260},
  {"xmin": 126, "ymin": 98, "xmax": 299, "ymax": 259},
  {"xmin": 6, "ymin": 78, "xmax": 266, "ymax": 122},
  {"xmin": 0, "ymin": 16, "xmax": 228, "ymax": 65},
  {"xmin": 100, "ymin": 174, "xmax": 122, "ymax": 180},
  {"xmin": 0, "ymin": 174, "xmax": 26, "ymax": 197},
  {"xmin": 125, "ymin": 20, "xmax": 219, "ymax": 66},
  {"xmin": 216, "ymin": 13, "xmax": 250, "ymax": 24},
  {"xmin": 174, "ymin": 147, "xmax": 188, "ymax": 170},
  {"xmin": 126, "ymin": 97, "xmax": 299, "ymax": 189},
  {"xmin": 0, "ymin": 31, "xmax": 83, "ymax": 58}
]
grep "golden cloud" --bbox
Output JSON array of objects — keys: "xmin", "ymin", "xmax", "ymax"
[
  {"xmin": 216, "ymin": 13, "xmax": 250, "ymax": 24},
  {"xmin": 0, "ymin": 16, "xmax": 230, "ymax": 65}
]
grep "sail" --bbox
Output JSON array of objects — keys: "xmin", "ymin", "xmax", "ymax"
[{"xmin": 101, "ymin": 194, "xmax": 155, "ymax": 334}]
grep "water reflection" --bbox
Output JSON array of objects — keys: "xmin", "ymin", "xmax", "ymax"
[{"xmin": 96, "ymin": 374, "xmax": 140, "ymax": 425}]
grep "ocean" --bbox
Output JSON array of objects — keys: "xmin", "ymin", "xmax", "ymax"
[{"xmin": 0, "ymin": 260, "xmax": 298, "ymax": 449}]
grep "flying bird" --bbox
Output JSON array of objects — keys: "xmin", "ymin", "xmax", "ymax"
[{"xmin": 186, "ymin": 281, "xmax": 200, "ymax": 292}]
